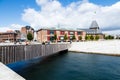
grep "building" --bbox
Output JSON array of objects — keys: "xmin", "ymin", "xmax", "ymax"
[
  {"xmin": 0, "ymin": 32, "xmax": 17, "ymax": 42},
  {"xmin": 37, "ymin": 28, "xmax": 86, "ymax": 42},
  {"xmin": 14, "ymin": 30, "xmax": 21, "ymax": 41},
  {"xmin": 21, "ymin": 26, "xmax": 34, "ymax": 41},
  {"xmin": 0, "ymin": 26, "xmax": 34, "ymax": 43},
  {"xmin": 78, "ymin": 20, "xmax": 104, "ymax": 39}
]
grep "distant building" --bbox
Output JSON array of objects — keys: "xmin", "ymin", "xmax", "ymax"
[
  {"xmin": 21, "ymin": 26, "xmax": 34, "ymax": 40},
  {"xmin": 116, "ymin": 35, "xmax": 120, "ymax": 39},
  {"xmin": 78, "ymin": 20, "xmax": 104, "ymax": 39},
  {"xmin": 37, "ymin": 28, "xmax": 86, "ymax": 42},
  {"xmin": 0, "ymin": 26, "xmax": 35, "ymax": 43},
  {"xmin": 14, "ymin": 30, "xmax": 21, "ymax": 41},
  {"xmin": 0, "ymin": 32, "xmax": 17, "ymax": 42}
]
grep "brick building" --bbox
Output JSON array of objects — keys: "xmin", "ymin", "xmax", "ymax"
[
  {"xmin": 21, "ymin": 26, "xmax": 34, "ymax": 40},
  {"xmin": 37, "ymin": 28, "xmax": 86, "ymax": 42},
  {"xmin": 0, "ymin": 32, "xmax": 17, "ymax": 42},
  {"xmin": 0, "ymin": 26, "xmax": 34, "ymax": 43}
]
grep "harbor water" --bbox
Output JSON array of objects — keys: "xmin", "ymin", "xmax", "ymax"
[{"xmin": 12, "ymin": 52, "xmax": 120, "ymax": 80}]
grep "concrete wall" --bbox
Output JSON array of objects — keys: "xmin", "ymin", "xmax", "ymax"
[{"xmin": 0, "ymin": 44, "xmax": 70, "ymax": 64}]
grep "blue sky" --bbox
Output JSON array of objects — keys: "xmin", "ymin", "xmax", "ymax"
[
  {"xmin": 0, "ymin": 0, "xmax": 119, "ymax": 26},
  {"xmin": 0, "ymin": 0, "xmax": 120, "ymax": 34},
  {"xmin": 59, "ymin": 0, "xmax": 120, "ymax": 6},
  {"xmin": 0, "ymin": 0, "xmax": 38, "ymax": 26}
]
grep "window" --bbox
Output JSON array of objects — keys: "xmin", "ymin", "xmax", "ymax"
[
  {"xmin": 69, "ymin": 31, "xmax": 74, "ymax": 35},
  {"xmin": 50, "ymin": 30, "xmax": 55, "ymax": 35},
  {"xmin": 60, "ymin": 31, "xmax": 64, "ymax": 35},
  {"xmin": 60, "ymin": 36, "xmax": 64, "ymax": 40},
  {"xmin": 70, "ymin": 36, "xmax": 73, "ymax": 40},
  {"xmin": 77, "ymin": 32, "xmax": 82, "ymax": 35},
  {"xmin": 47, "ymin": 36, "xmax": 50, "ymax": 41},
  {"xmin": 47, "ymin": 30, "xmax": 55, "ymax": 35},
  {"xmin": 50, "ymin": 36, "xmax": 54, "ymax": 41}
]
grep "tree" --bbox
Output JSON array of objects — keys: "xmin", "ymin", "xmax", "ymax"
[
  {"xmin": 90, "ymin": 35, "xmax": 94, "ymax": 40},
  {"xmin": 72, "ymin": 35, "xmax": 76, "ymax": 41},
  {"xmin": 27, "ymin": 32, "xmax": 33, "ymax": 41},
  {"xmin": 105, "ymin": 35, "xmax": 114, "ymax": 40},
  {"xmin": 95, "ymin": 35, "xmax": 99, "ymax": 40},
  {"xmin": 54, "ymin": 34, "xmax": 57, "ymax": 40},
  {"xmin": 105, "ymin": 36, "xmax": 109, "ymax": 40},
  {"xmin": 108, "ymin": 35, "xmax": 114, "ymax": 39},
  {"xmin": 64, "ymin": 34, "xmax": 68, "ymax": 41},
  {"xmin": 85, "ymin": 35, "xmax": 88, "ymax": 40},
  {"xmin": 79, "ymin": 36, "xmax": 82, "ymax": 41},
  {"xmin": 85, "ymin": 35, "xmax": 90, "ymax": 40}
]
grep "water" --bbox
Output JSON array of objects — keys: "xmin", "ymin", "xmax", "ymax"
[{"xmin": 14, "ymin": 52, "xmax": 120, "ymax": 80}]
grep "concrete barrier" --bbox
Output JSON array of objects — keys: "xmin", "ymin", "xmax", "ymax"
[{"xmin": 0, "ymin": 44, "xmax": 70, "ymax": 64}]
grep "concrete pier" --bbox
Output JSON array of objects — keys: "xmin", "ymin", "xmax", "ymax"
[
  {"xmin": 69, "ymin": 40, "xmax": 120, "ymax": 56},
  {"xmin": 0, "ymin": 44, "xmax": 70, "ymax": 64},
  {"xmin": 0, "ymin": 62, "xmax": 25, "ymax": 80}
]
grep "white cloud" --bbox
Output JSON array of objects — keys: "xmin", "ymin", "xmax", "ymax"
[
  {"xmin": 36, "ymin": 0, "xmax": 51, "ymax": 6},
  {"xmin": 22, "ymin": 0, "xmax": 120, "ymax": 34},
  {"xmin": 0, "ymin": 27, "xmax": 10, "ymax": 32},
  {"xmin": 11, "ymin": 24, "xmax": 24, "ymax": 30},
  {"xmin": 0, "ymin": 24, "xmax": 23, "ymax": 32}
]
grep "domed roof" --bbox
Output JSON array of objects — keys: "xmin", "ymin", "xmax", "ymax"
[{"xmin": 90, "ymin": 20, "xmax": 99, "ymax": 29}]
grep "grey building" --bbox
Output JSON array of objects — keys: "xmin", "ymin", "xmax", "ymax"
[{"xmin": 78, "ymin": 20, "xmax": 104, "ymax": 39}]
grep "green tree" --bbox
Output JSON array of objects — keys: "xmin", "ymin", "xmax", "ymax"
[
  {"xmin": 105, "ymin": 36, "xmax": 109, "ymax": 40},
  {"xmin": 27, "ymin": 32, "xmax": 33, "ymax": 41},
  {"xmin": 85, "ymin": 35, "xmax": 91, "ymax": 40},
  {"xmin": 108, "ymin": 35, "xmax": 114, "ymax": 39},
  {"xmin": 79, "ymin": 36, "xmax": 82, "ymax": 41},
  {"xmin": 72, "ymin": 35, "xmax": 76, "ymax": 40},
  {"xmin": 64, "ymin": 34, "xmax": 68, "ymax": 41},
  {"xmin": 105, "ymin": 35, "xmax": 114, "ymax": 40},
  {"xmin": 95, "ymin": 35, "xmax": 99, "ymax": 40},
  {"xmin": 90, "ymin": 35, "xmax": 94, "ymax": 40},
  {"xmin": 54, "ymin": 34, "xmax": 57, "ymax": 40},
  {"xmin": 85, "ymin": 35, "xmax": 88, "ymax": 40}
]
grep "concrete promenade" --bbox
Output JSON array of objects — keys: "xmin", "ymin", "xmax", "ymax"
[
  {"xmin": 69, "ymin": 40, "xmax": 120, "ymax": 56},
  {"xmin": 0, "ymin": 62, "xmax": 25, "ymax": 80}
]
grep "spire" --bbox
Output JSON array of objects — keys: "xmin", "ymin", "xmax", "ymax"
[{"xmin": 90, "ymin": 20, "xmax": 99, "ymax": 29}]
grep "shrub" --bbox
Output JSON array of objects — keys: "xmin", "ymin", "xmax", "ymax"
[
  {"xmin": 90, "ymin": 35, "xmax": 94, "ymax": 40},
  {"xmin": 27, "ymin": 32, "xmax": 33, "ymax": 41},
  {"xmin": 95, "ymin": 35, "xmax": 99, "ymax": 40}
]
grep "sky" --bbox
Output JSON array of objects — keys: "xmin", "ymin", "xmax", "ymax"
[{"xmin": 0, "ymin": 0, "xmax": 120, "ymax": 35}]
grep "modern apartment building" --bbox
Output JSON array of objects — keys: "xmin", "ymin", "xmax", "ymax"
[{"xmin": 37, "ymin": 28, "xmax": 86, "ymax": 42}]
